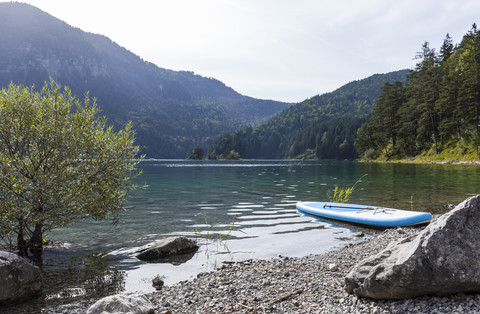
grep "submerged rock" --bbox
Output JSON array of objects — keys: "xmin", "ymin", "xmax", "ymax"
[
  {"xmin": 0, "ymin": 251, "xmax": 43, "ymax": 304},
  {"xmin": 86, "ymin": 293, "xmax": 154, "ymax": 314},
  {"xmin": 345, "ymin": 194, "xmax": 480, "ymax": 299},
  {"xmin": 136, "ymin": 236, "xmax": 198, "ymax": 264}
]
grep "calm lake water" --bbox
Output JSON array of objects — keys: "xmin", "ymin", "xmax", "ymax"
[{"xmin": 8, "ymin": 159, "xmax": 480, "ymax": 312}]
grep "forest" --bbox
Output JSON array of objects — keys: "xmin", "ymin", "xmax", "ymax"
[
  {"xmin": 356, "ymin": 25, "xmax": 480, "ymax": 161},
  {"xmin": 208, "ymin": 70, "xmax": 409, "ymax": 159}
]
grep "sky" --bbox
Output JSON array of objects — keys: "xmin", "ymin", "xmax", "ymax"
[{"xmin": 10, "ymin": 0, "xmax": 480, "ymax": 103}]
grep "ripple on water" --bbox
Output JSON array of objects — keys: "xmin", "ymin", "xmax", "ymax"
[
  {"xmin": 238, "ymin": 213, "xmax": 299, "ymax": 220},
  {"xmin": 251, "ymin": 210, "xmax": 279, "ymax": 214},
  {"xmin": 228, "ymin": 208, "xmax": 253, "ymax": 212},
  {"xmin": 273, "ymin": 203, "xmax": 297, "ymax": 207},
  {"xmin": 233, "ymin": 204, "xmax": 264, "ymax": 208}
]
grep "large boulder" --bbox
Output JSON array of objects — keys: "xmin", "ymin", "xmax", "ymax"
[
  {"xmin": 345, "ymin": 194, "xmax": 480, "ymax": 299},
  {"xmin": 136, "ymin": 236, "xmax": 198, "ymax": 264},
  {"xmin": 86, "ymin": 293, "xmax": 154, "ymax": 314},
  {"xmin": 0, "ymin": 251, "xmax": 43, "ymax": 304}
]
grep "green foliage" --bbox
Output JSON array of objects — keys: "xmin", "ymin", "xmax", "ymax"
[
  {"xmin": 206, "ymin": 151, "xmax": 218, "ymax": 160},
  {"xmin": 186, "ymin": 146, "xmax": 205, "ymax": 160},
  {"xmin": 357, "ymin": 25, "xmax": 480, "ymax": 161},
  {"xmin": 209, "ymin": 70, "xmax": 409, "ymax": 159},
  {"xmin": 327, "ymin": 174, "xmax": 367, "ymax": 203},
  {"xmin": 0, "ymin": 81, "xmax": 141, "ymax": 260},
  {"xmin": 194, "ymin": 214, "xmax": 243, "ymax": 254},
  {"xmin": 328, "ymin": 186, "xmax": 356, "ymax": 203},
  {"xmin": 220, "ymin": 149, "xmax": 241, "ymax": 160}
]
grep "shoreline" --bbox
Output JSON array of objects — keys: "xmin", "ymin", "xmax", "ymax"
[
  {"xmin": 145, "ymin": 224, "xmax": 480, "ymax": 313},
  {"xmin": 358, "ymin": 158, "xmax": 480, "ymax": 165}
]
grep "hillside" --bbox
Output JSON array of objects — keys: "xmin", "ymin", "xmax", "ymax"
[
  {"xmin": 356, "ymin": 28, "xmax": 480, "ymax": 162},
  {"xmin": 0, "ymin": 3, "xmax": 291, "ymax": 158},
  {"xmin": 209, "ymin": 70, "xmax": 410, "ymax": 159}
]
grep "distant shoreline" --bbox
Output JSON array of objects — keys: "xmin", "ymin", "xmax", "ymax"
[{"xmin": 358, "ymin": 158, "xmax": 480, "ymax": 165}]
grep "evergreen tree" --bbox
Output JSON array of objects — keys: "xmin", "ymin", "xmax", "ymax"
[
  {"xmin": 436, "ymin": 50, "xmax": 462, "ymax": 143},
  {"xmin": 456, "ymin": 24, "xmax": 480, "ymax": 147},
  {"xmin": 439, "ymin": 33, "xmax": 455, "ymax": 64},
  {"xmin": 356, "ymin": 25, "xmax": 480, "ymax": 160},
  {"xmin": 407, "ymin": 42, "xmax": 442, "ymax": 153},
  {"xmin": 369, "ymin": 82, "xmax": 405, "ymax": 155}
]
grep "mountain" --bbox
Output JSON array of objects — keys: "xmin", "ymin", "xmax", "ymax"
[
  {"xmin": 209, "ymin": 69, "xmax": 410, "ymax": 159},
  {"xmin": 0, "ymin": 2, "xmax": 291, "ymax": 158}
]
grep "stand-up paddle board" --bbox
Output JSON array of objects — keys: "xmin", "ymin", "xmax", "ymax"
[{"xmin": 296, "ymin": 201, "xmax": 432, "ymax": 227}]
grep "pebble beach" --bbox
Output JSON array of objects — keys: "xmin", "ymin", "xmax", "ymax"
[
  {"xmin": 148, "ymin": 225, "xmax": 480, "ymax": 313},
  {"xmin": 9, "ymin": 221, "xmax": 480, "ymax": 313}
]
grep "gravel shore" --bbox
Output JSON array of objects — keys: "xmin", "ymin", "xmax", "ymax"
[{"xmin": 148, "ymin": 224, "xmax": 480, "ymax": 313}]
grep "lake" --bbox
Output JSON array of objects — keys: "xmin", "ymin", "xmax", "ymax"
[{"xmin": 10, "ymin": 159, "xmax": 480, "ymax": 312}]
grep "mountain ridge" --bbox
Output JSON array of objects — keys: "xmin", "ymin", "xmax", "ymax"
[
  {"xmin": 0, "ymin": 2, "xmax": 291, "ymax": 157},
  {"xmin": 209, "ymin": 69, "xmax": 410, "ymax": 159}
]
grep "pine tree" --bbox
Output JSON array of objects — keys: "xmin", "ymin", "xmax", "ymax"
[
  {"xmin": 368, "ymin": 81, "xmax": 405, "ymax": 156},
  {"xmin": 456, "ymin": 24, "xmax": 480, "ymax": 148},
  {"xmin": 439, "ymin": 33, "xmax": 455, "ymax": 64},
  {"xmin": 407, "ymin": 42, "xmax": 442, "ymax": 154}
]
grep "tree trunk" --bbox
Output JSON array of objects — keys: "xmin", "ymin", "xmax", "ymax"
[
  {"xmin": 29, "ymin": 223, "xmax": 44, "ymax": 264},
  {"xmin": 17, "ymin": 217, "xmax": 28, "ymax": 257}
]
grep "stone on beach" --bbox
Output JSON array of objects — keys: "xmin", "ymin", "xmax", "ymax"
[
  {"xmin": 0, "ymin": 251, "xmax": 43, "ymax": 304},
  {"xmin": 86, "ymin": 293, "xmax": 154, "ymax": 314},
  {"xmin": 345, "ymin": 194, "xmax": 480, "ymax": 299},
  {"xmin": 136, "ymin": 236, "xmax": 199, "ymax": 264}
]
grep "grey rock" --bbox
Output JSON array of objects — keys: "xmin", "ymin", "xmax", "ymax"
[
  {"xmin": 0, "ymin": 251, "xmax": 43, "ymax": 304},
  {"xmin": 328, "ymin": 263, "xmax": 339, "ymax": 271},
  {"xmin": 136, "ymin": 236, "xmax": 198, "ymax": 264},
  {"xmin": 354, "ymin": 232, "xmax": 365, "ymax": 237},
  {"xmin": 345, "ymin": 194, "xmax": 480, "ymax": 299},
  {"xmin": 86, "ymin": 293, "xmax": 154, "ymax": 314},
  {"xmin": 152, "ymin": 275, "xmax": 164, "ymax": 290}
]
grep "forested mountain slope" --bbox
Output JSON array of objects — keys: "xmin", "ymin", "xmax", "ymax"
[
  {"xmin": 356, "ymin": 26, "xmax": 480, "ymax": 161},
  {"xmin": 209, "ymin": 70, "xmax": 409, "ymax": 159},
  {"xmin": 0, "ymin": 3, "xmax": 290, "ymax": 158}
]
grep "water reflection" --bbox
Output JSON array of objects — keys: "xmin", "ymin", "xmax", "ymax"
[
  {"xmin": 43, "ymin": 252, "xmax": 125, "ymax": 302},
  {"xmin": 2, "ymin": 251, "xmax": 125, "ymax": 313}
]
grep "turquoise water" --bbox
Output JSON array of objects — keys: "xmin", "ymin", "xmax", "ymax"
[{"xmin": 12, "ymin": 160, "xmax": 480, "ymax": 311}]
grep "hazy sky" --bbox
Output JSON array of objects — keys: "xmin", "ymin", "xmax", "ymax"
[{"xmin": 12, "ymin": 0, "xmax": 480, "ymax": 102}]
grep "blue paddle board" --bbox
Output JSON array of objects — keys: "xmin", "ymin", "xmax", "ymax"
[{"xmin": 296, "ymin": 201, "xmax": 432, "ymax": 227}]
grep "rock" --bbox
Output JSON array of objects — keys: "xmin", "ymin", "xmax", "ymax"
[
  {"xmin": 136, "ymin": 236, "xmax": 199, "ymax": 264},
  {"xmin": 0, "ymin": 251, "xmax": 43, "ymax": 304},
  {"xmin": 86, "ymin": 293, "xmax": 154, "ymax": 314},
  {"xmin": 345, "ymin": 194, "xmax": 480, "ymax": 299},
  {"xmin": 152, "ymin": 275, "xmax": 164, "ymax": 290},
  {"xmin": 354, "ymin": 232, "xmax": 365, "ymax": 237},
  {"xmin": 328, "ymin": 263, "xmax": 339, "ymax": 271}
]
